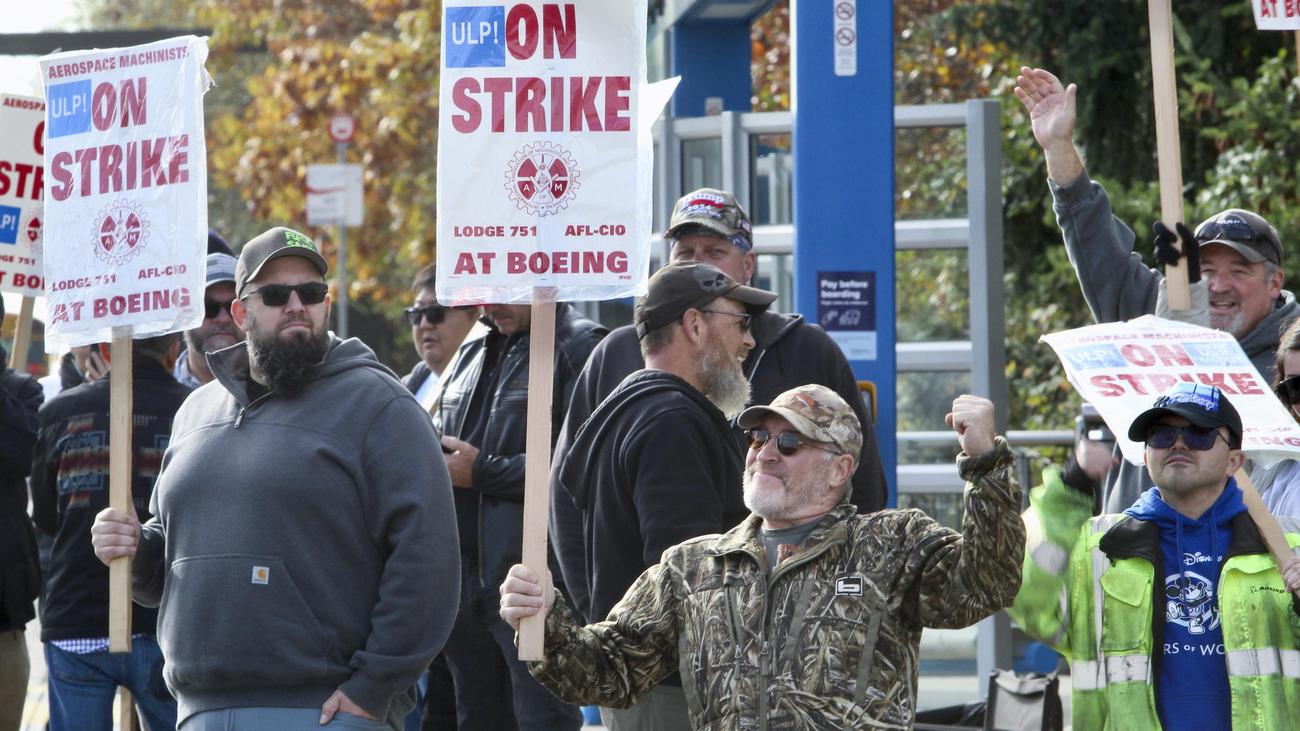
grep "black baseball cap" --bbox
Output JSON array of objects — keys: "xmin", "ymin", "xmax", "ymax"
[
  {"xmin": 1127, "ymin": 383, "xmax": 1243, "ymax": 449},
  {"xmin": 1194, "ymin": 209, "xmax": 1282, "ymax": 267},
  {"xmin": 235, "ymin": 227, "xmax": 329, "ymax": 297},
  {"xmin": 634, "ymin": 261, "xmax": 776, "ymax": 339}
]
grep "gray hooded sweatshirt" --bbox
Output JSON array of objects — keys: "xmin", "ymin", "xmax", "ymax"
[
  {"xmin": 132, "ymin": 335, "xmax": 459, "ymax": 729},
  {"xmin": 1050, "ymin": 172, "xmax": 1300, "ymax": 512}
]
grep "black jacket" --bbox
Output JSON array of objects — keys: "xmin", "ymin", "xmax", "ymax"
[
  {"xmin": 402, "ymin": 361, "xmax": 433, "ymax": 394},
  {"xmin": 550, "ymin": 311, "xmax": 887, "ymax": 616},
  {"xmin": 435, "ymin": 303, "xmax": 606, "ymax": 588},
  {"xmin": 31, "ymin": 356, "xmax": 191, "ymax": 641},
  {"xmin": 0, "ymin": 347, "xmax": 42, "ymax": 632},
  {"xmin": 556, "ymin": 369, "xmax": 749, "ymax": 624}
]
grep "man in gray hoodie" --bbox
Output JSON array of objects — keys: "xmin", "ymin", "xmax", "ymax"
[
  {"xmin": 1015, "ymin": 66, "xmax": 1300, "ymax": 512},
  {"xmin": 91, "ymin": 228, "xmax": 460, "ymax": 731}
]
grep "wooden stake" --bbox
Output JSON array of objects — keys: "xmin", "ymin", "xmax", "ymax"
[
  {"xmin": 1147, "ymin": 0, "xmax": 1191, "ymax": 311},
  {"xmin": 117, "ymin": 687, "xmax": 135, "ymax": 730},
  {"xmin": 109, "ymin": 327, "xmax": 134, "ymax": 653},
  {"xmin": 7, "ymin": 296, "xmax": 34, "ymax": 370},
  {"xmin": 1236, "ymin": 469, "xmax": 1300, "ymax": 600},
  {"xmin": 518, "ymin": 290, "xmax": 556, "ymax": 661}
]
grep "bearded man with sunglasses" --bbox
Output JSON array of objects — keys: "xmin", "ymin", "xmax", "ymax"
[
  {"xmin": 1011, "ymin": 382, "xmax": 1300, "ymax": 731},
  {"xmin": 90, "ymin": 227, "xmax": 460, "ymax": 731},
  {"xmin": 1016, "ymin": 67, "xmax": 1300, "ymax": 514},
  {"xmin": 502, "ymin": 385, "xmax": 1025, "ymax": 729}
]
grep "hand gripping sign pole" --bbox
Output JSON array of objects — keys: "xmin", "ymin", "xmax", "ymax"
[
  {"xmin": 108, "ymin": 328, "xmax": 134, "ymax": 651},
  {"xmin": 518, "ymin": 289, "xmax": 556, "ymax": 660}
]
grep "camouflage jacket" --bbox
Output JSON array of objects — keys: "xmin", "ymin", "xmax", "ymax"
[{"xmin": 529, "ymin": 438, "xmax": 1025, "ymax": 730}]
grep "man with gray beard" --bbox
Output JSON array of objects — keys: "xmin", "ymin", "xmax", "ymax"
[
  {"xmin": 173, "ymin": 250, "xmax": 244, "ymax": 389},
  {"xmin": 550, "ymin": 261, "xmax": 775, "ymax": 730}
]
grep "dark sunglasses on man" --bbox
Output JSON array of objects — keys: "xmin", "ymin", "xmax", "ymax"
[
  {"xmin": 1194, "ymin": 218, "xmax": 1267, "ymax": 249},
  {"xmin": 403, "ymin": 304, "xmax": 471, "ymax": 327},
  {"xmin": 744, "ymin": 428, "xmax": 841, "ymax": 457},
  {"xmin": 203, "ymin": 298, "xmax": 235, "ymax": 319},
  {"xmin": 1276, "ymin": 376, "xmax": 1300, "ymax": 407},
  {"xmin": 1143, "ymin": 424, "xmax": 1227, "ymax": 451},
  {"xmin": 240, "ymin": 282, "xmax": 329, "ymax": 307}
]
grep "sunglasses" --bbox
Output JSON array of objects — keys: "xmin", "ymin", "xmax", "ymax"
[
  {"xmin": 744, "ymin": 428, "xmax": 840, "ymax": 457},
  {"xmin": 1276, "ymin": 376, "xmax": 1300, "ymax": 406},
  {"xmin": 241, "ymin": 282, "xmax": 329, "ymax": 307},
  {"xmin": 698, "ymin": 308, "xmax": 752, "ymax": 333},
  {"xmin": 1144, "ymin": 424, "xmax": 1227, "ymax": 451},
  {"xmin": 404, "ymin": 304, "xmax": 464, "ymax": 327},
  {"xmin": 203, "ymin": 298, "xmax": 234, "ymax": 319},
  {"xmin": 1194, "ymin": 218, "xmax": 1270, "ymax": 250}
]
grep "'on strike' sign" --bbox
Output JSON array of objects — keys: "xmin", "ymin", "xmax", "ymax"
[
  {"xmin": 0, "ymin": 94, "xmax": 46, "ymax": 298},
  {"xmin": 1253, "ymin": 0, "xmax": 1300, "ymax": 30},
  {"xmin": 436, "ymin": 0, "xmax": 670, "ymax": 305},
  {"xmin": 39, "ymin": 36, "xmax": 210, "ymax": 348},
  {"xmin": 1043, "ymin": 316, "xmax": 1300, "ymax": 466}
]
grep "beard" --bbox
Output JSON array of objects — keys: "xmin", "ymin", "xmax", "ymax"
[
  {"xmin": 186, "ymin": 322, "xmax": 243, "ymax": 356},
  {"xmin": 246, "ymin": 316, "xmax": 329, "ymax": 397},
  {"xmin": 743, "ymin": 459, "xmax": 834, "ymax": 521},
  {"xmin": 698, "ymin": 339, "xmax": 751, "ymax": 420},
  {"xmin": 1209, "ymin": 308, "xmax": 1246, "ymax": 338}
]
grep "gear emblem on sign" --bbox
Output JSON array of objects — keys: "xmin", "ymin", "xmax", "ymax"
[
  {"xmin": 504, "ymin": 141, "xmax": 580, "ymax": 216},
  {"xmin": 92, "ymin": 200, "xmax": 150, "ymax": 266}
]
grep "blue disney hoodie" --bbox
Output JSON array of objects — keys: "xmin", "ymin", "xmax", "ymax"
[{"xmin": 1125, "ymin": 481, "xmax": 1246, "ymax": 731}]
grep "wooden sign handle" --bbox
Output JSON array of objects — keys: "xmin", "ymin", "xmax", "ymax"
[
  {"xmin": 1148, "ymin": 0, "xmax": 1191, "ymax": 311},
  {"xmin": 1235, "ymin": 469, "xmax": 1300, "ymax": 601},
  {"xmin": 109, "ymin": 328, "xmax": 134, "ymax": 652},
  {"xmin": 7, "ymin": 297, "xmax": 34, "ymax": 370},
  {"xmin": 518, "ymin": 291, "xmax": 556, "ymax": 661}
]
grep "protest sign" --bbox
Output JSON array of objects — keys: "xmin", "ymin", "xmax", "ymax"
[
  {"xmin": 39, "ymin": 36, "xmax": 210, "ymax": 349},
  {"xmin": 436, "ymin": 0, "xmax": 675, "ymax": 305},
  {"xmin": 1042, "ymin": 315, "xmax": 1300, "ymax": 466},
  {"xmin": 0, "ymin": 94, "xmax": 46, "ymax": 299},
  {"xmin": 1252, "ymin": 0, "xmax": 1300, "ymax": 29}
]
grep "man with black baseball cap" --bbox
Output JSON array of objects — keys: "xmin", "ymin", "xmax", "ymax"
[
  {"xmin": 550, "ymin": 261, "xmax": 775, "ymax": 729},
  {"xmin": 173, "ymin": 250, "xmax": 244, "ymax": 388},
  {"xmin": 1012, "ymin": 382, "xmax": 1300, "ymax": 730},
  {"xmin": 92, "ymin": 226, "xmax": 460, "ymax": 730}
]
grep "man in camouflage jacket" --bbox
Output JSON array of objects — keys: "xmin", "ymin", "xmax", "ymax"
[{"xmin": 501, "ymin": 385, "xmax": 1026, "ymax": 729}]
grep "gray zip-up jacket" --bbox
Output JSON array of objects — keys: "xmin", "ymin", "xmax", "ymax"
[
  {"xmin": 132, "ymin": 335, "xmax": 460, "ymax": 729},
  {"xmin": 1050, "ymin": 172, "xmax": 1300, "ymax": 512}
]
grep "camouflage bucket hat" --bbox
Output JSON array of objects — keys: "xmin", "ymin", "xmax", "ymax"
[{"xmin": 738, "ymin": 384, "xmax": 862, "ymax": 462}]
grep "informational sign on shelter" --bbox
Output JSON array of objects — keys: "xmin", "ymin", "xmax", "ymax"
[
  {"xmin": 1043, "ymin": 316, "xmax": 1300, "ymax": 465},
  {"xmin": 1252, "ymin": 0, "xmax": 1300, "ymax": 30},
  {"xmin": 436, "ymin": 0, "xmax": 675, "ymax": 304},
  {"xmin": 818, "ymin": 270, "xmax": 876, "ymax": 360},
  {"xmin": 0, "ymin": 94, "xmax": 47, "ymax": 298},
  {"xmin": 39, "ymin": 36, "xmax": 210, "ymax": 347}
]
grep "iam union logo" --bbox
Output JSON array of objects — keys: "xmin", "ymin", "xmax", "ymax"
[
  {"xmin": 504, "ymin": 141, "xmax": 580, "ymax": 216},
  {"xmin": 92, "ymin": 200, "xmax": 149, "ymax": 265}
]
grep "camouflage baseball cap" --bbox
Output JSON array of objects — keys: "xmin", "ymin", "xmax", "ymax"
[
  {"xmin": 235, "ymin": 227, "xmax": 329, "ymax": 297},
  {"xmin": 666, "ymin": 188, "xmax": 754, "ymax": 252},
  {"xmin": 738, "ymin": 384, "xmax": 862, "ymax": 462}
]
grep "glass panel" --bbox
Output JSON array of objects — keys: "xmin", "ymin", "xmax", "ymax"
[
  {"xmin": 895, "ymin": 127, "xmax": 967, "ymax": 220},
  {"xmin": 895, "ymin": 249, "xmax": 969, "ymax": 342},
  {"xmin": 681, "ymin": 138, "xmax": 723, "ymax": 192},
  {"xmin": 750, "ymin": 133, "xmax": 793, "ymax": 225},
  {"xmin": 753, "ymin": 253, "xmax": 793, "ymax": 313},
  {"xmin": 897, "ymin": 370, "xmax": 970, "ymax": 433}
]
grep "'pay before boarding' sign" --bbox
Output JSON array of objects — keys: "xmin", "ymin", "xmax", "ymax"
[
  {"xmin": 1043, "ymin": 316, "xmax": 1300, "ymax": 465},
  {"xmin": 39, "ymin": 36, "xmax": 209, "ymax": 347},
  {"xmin": 436, "ymin": 0, "xmax": 670, "ymax": 305}
]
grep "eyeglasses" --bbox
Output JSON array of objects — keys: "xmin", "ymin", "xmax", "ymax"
[
  {"xmin": 1276, "ymin": 375, "xmax": 1300, "ymax": 406},
  {"xmin": 240, "ymin": 282, "xmax": 329, "ymax": 307},
  {"xmin": 203, "ymin": 298, "xmax": 234, "ymax": 319},
  {"xmin": 404, "ymin": 304, "xmax": 460, "ymax": 327},
  {"xmin": 1144, "ymin": 424, "xmax": 1227, "ymax": 451},
  {"xmin": 1195, "ymin": 218, "xmax": 1268, "ymax": 249},
  {"xmin": 698, "ymin": 308, "xmax": 751, "ymax": 332},
  {"xmin": 744, "ymin": 428, "xmax": 840, "ymax": 457}
]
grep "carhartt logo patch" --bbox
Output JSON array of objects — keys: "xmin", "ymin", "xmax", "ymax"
[
  {"xmin": 835, "ymin": 576, "xmax": 863, "ymax": 596},
  {"xmin": 251, "ymin": 566, "xmax": 270, "ymax": 585}
]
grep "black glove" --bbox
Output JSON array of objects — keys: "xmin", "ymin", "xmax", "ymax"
[{"xmin": 1152, "ymin": 221, "xmax": 1201, "ymax": 284}]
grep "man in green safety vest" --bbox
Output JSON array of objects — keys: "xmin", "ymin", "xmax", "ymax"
[{"xmin": 1011, "ymin": 382, "xmax": 1300, "ymax": 729}]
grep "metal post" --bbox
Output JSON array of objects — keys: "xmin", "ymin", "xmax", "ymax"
[{"xmin": 335, "ymin": 140, "xmax": 349, "ymax": 339}]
